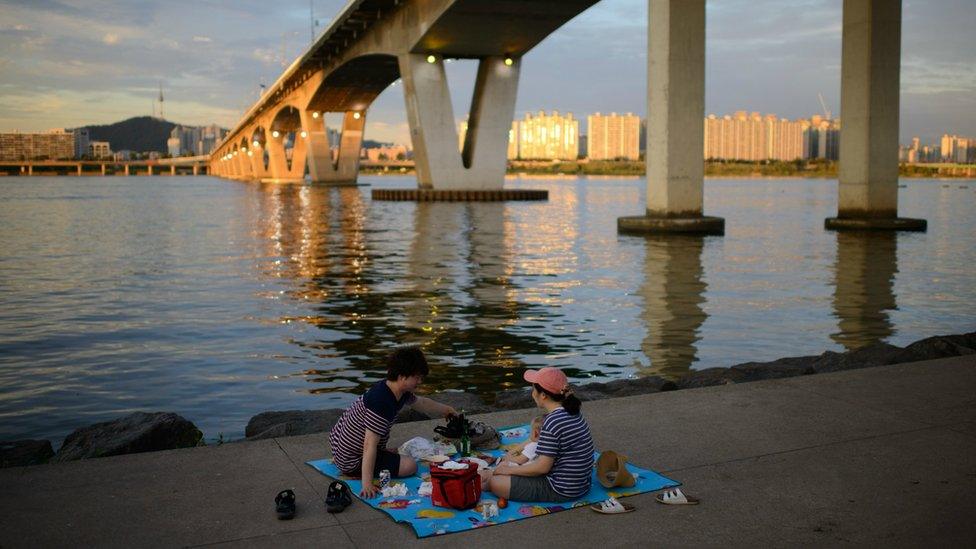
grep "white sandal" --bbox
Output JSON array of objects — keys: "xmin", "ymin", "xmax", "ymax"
[
  {"xmin": 590, "ymin": 496, "xmax": 635, "ymax": 514},
  {"xmin": 655, "ymin": 488, "xmax": 700, "ymax": 505}
]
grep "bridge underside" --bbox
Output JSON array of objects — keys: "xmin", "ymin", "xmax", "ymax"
[{"xmin": 212, "ymin": 0, "xmax": 923, "ymax": 229}]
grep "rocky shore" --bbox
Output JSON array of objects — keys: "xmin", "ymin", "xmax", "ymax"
[{"xmin": 3, "ymin": 331, "xmax": 974, "ymax": 468}]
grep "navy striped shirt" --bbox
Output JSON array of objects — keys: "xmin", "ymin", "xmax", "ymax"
[
  {"xmin": 535, "ymin": 407, "xmax": 595, "ymax": 498},
  {"xmin": 328, "ymin": 381, "xmax": 416, "ymax": 474}
]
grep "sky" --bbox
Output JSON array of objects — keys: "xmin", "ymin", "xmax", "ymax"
[{"xmin": 0, "ymin": 0, "xmax": 973, "ymax": 146}]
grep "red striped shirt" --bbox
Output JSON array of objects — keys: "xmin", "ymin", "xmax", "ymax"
[{"xmin": 328, "ymin": 381, "xmax": 415, "ymax": 474}]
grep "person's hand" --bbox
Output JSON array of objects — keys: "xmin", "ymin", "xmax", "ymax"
[
  {"xmin": 493, "ymin": 464, "xmax": 510, "ymax": 476},
  {"xmin": 360, "ymin": 481, "xmax": 379, "ymax": 499},
  {"xmin": 442, "ymin": 406, "xmax": 458, "ymax": 419}
]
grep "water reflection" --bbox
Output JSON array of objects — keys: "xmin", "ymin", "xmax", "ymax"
[
  {"xmin": 831, "ymin": 231, "xmax": 898, "ymax": 350},
  {"xmin": 252, "ymin": 184, "xmax": 558, "ymax": 400},
  {"xmin": 637, "ymin": 235, "xmax": 708, "ymax": 379}
]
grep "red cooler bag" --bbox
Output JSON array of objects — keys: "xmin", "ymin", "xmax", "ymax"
[{"xmin": 429, "ymin": 460, "xmax": 481, "ymax": 510}]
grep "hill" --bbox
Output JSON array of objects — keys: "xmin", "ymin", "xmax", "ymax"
[{"xmin": 81, "ymin": 117, "xmax": 177, "ymax": 153}]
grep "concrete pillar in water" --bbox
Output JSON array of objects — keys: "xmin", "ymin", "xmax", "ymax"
[
  {"xmin": 192, "ymin": 164, "xmax": 198, "ymax": 176},
  {"xmin": 76, "ymin": 164, "xmax": 82, "ymax": 176},
  {"xmin": 101, "ymin": 164, "xmax": 106, "ymax": 176},
  {"xmin": 399, "ymin": 54, "xmax": 519, "ymax": 190},
  {"xmin": 170, "ymin": 165, "xmax": 176, "ymax": 176},
  {"xmin": 124, "ymin": 164, "xmax": 130, "ymax": 176},
  {"xmin": 302, "ymin": 110, "xmax": 365, "ymax": 185},
  {"xmin": 826, "ymin": 0, "xmax": 925, "ymax": 231},
  {"xmin": 619, "ymin": 0, "xmax": 723, "ymax": 235},
  {"xmin": 148, "ymin": 164, "xmax": 154, "ymax": 176},
  {"xmin": 265, "ymin": 133, "xmax": 289, "ymax": 181},
  {"xmin": 28, "ymin": 164, "xmax": 33, "ymax": 176}
]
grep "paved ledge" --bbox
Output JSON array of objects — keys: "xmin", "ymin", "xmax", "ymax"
[{"xmin": 2, "ymin": 356, "xmax": 974, "ymax": 547}]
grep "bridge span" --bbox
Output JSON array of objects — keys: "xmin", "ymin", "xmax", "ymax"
[{"xmin": 211, "ymin": 0, "xmax": 925, "ymax": 234}]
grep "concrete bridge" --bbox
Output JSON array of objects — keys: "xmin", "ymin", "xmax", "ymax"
[
  {"xmin": 210, "ymin": 0, "xmax": 925, "ymax": 233},
  {"xmin": 0, "ymin": 156, "xmax": 210, "ymax": 177}
]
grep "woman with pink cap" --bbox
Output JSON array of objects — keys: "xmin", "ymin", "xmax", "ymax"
[{"xmin": 488, "ymin": 367, "xmax": 594, "ymax": 502}]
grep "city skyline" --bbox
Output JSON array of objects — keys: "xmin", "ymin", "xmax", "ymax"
[{"xmin": 0, "ymin": 0, "xmax": 973, "ymax": 146}]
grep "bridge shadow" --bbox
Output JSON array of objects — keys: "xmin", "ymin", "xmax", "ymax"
[
  {"xmin": 636, "ymin": 235, "xmax": 708, "ymax": 379},
  {"xmin": 830, "ymin": 231, "xmax": 898, "ymax": 350}
]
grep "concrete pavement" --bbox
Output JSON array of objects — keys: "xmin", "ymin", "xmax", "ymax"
[{"xmin": 2, "ymin": 356, "xmax": 974, "ymax": 547}]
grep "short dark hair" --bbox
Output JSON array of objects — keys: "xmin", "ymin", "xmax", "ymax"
[{"xmin": 386, "ymin": 346, "xmax": 429, "ymax": 381}]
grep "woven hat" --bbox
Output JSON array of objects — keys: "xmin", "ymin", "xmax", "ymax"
[{"xmin": 596, "ymin": 450, "xmax": 636, "ymax": 488}]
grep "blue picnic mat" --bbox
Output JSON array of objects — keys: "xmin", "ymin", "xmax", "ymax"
[{"xmin": 307, "ymin": 424, "xmax": 680, "ymax": 538}]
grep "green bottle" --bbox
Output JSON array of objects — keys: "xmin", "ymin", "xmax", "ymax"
[{"xmin": 459, "ymin": 411, "xmax": 470, "ymax": 457}]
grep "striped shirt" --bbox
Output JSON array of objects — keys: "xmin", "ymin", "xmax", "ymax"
[
  {"xmin": 536, "ymin": 407, "xmax": 595, "ymax": 498},
  {"xmin": 328, "ymin": 381, "xmax": 416, "ymax": 474}
]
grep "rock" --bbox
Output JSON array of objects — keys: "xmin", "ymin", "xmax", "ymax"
[
  {"xmin": 54, "ymin": 412, "xmax": 202, "ymax": 462},
  {"xmin": 893, "ymin": 334, "xmax": 976, "ymax": 364},
  {"xmin": 812, "ymin": 342, "xmax": 905, "ymax": 374},
  {"xmin": 575, "ymin": 376, "xmax": 677, "ymax": 401},
  {"xmin": 245, "ymin": 409, "xmax": 344, "ymax": 440},
  {"xmin": 731, "ymin": 356, "xmax": 817, "ymax": 381},
  {"xmin": 1, "ymin": 439, "xmax": 54, "ymax": 468},
  {"xmin": 492, "ymin": 388, "xmax": 536, "ymax": 410},
  {"xmin": 675, "ymin": 368, "xmax": 748, "ymax": 390}
]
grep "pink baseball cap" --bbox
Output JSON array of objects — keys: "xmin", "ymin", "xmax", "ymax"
[{"xmin": 523, "ymin": 367, "xmax": 568, "ymax": 394}]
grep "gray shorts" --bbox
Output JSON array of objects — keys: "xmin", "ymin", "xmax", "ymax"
[{"xmin": 508, "ymin": 475, "xmax": 575, "ymax": 503}]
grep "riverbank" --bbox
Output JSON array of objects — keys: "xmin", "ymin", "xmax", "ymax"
[
  {"xmin": 1, "ymin": 354, "xmax": 973, "ymax": 546},
  {"xmin": 3, "ymin": 332, "xmax": 973, "ymax": 467},
  {"xmin": 361, "ymin": 160, "xmax": 976, "ymax": 178}
]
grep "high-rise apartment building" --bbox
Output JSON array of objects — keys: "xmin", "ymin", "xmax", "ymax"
[
  {"xmin": 0, "ymin": 129, "xmax": 75, "ymax": 161},
  {"xmin": 704, "ymin": 112, "xmax": 817, "ymax": 161},
  {"xmin": 517, "ymin": 111, "xmax": 579, "ymax": 160},
  {"xmin": 587, "ymin": 112, "xmax": 640, "ymax": 160}
]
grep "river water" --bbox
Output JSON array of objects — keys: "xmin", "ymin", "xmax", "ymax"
[{"xmin": 1, "ymin": 175, "xmax": 974, "ymax": 444}]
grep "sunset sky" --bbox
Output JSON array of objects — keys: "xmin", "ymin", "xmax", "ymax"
[{"xmin": 0, "ymin": 0, "xmax": 973, "ymax": 145}]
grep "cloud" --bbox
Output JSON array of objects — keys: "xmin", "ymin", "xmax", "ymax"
[
  {"xmin": 192, "ymin": 36, "xmax": 212, "ymax": 43},
  {"xmin": 102, "ymin": 33, "xmax": 119, "ymax": 45}
]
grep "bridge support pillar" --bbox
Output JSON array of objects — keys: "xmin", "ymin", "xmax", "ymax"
[
  {"xmin": 265, "ymin": 134, "xmax": 306, "ymax": 183},
  {"xmin": 101, "ymin": 164, "xmax": 106, "ymax": 176},
  {"xmin": 399, "ymin": 54, "xmax": 519, "ymax": 190},
  {"xmin": 826, "ymin": 0, "xmax": 925, "ymax": 231},
  {"xmin": 302, "ymin": 110, "xmax": 364, "ymax": 185},
  {"xmin": 249, "ymin": 147, "xmax": 268, "ymax": 180},
  {"xmin": 77, "ymin": 164, "xmax": 82, "ymax": 176},
  {"xmin": 124, "ymin": 164, "xmax": 129, "ymax": 176},
  {"xmin": 618, "ymin": 0, "xmax": 723, "ymax": 236},
  {"xmin": 170, "ymin": 165, "xmax": 176, "ymax": 176},
  {"xmin": 192, "ymin": 164, "xmax": 198, "ymax": 176},
  {"xmin": 148, "ymin": 165, "xmax": 153, "ymax": 176}
]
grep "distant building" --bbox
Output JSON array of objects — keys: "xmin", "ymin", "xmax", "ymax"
[
  {"xmin": 113, "ymin": 150, "xmax": 133, "ymax": 161},
  {"xmin": 0, "ymin": 129, "xmax": 75, "ymax": 161},
  {"xmin": 803, "ymin": 115, "xmax": 840, "ymax": 161},
  {"xmin": 516, "ymin": 110, "xmax": 579, "ymax": 160},
  {"xmin": 72, "ymin": 128, "xmax": 90, "ymax": 159},
  {"xmin": 587, "ymin": 112, "xmax": 640, "ymax": 160},
  {"xmin": 89, "ymin": 141, "xmax": 112, "ymax": 159},
  {"xmin": 166, "ymin": 124, "xmax": 227, "ymax": 156},
  {"xmin": 938, "ymin": 134, "xmax": 975, "ymax": 163},
  {"xmin": 704, "ymin": 112, "xmax": 808, "ymax": 161},
  {"xmin": 167, "ymin": 137, "xmax": 181, "ymax": 157}
]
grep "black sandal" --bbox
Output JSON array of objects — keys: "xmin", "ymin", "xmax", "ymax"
[
  {"xmin": 325, "ymin": 481, "xmax": 352, "ymax": 513},
  {"xmin": 275, "ymin": 489, "xmax": 296, "ymax": 520}
]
